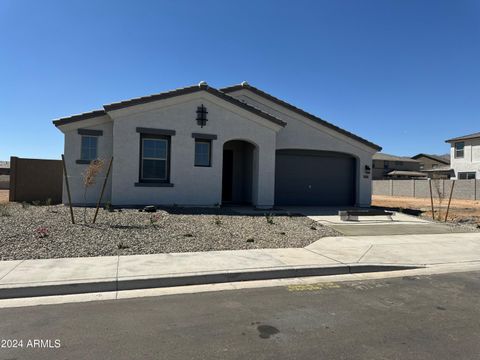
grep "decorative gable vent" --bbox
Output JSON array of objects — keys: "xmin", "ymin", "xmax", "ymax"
[{"xmin": 196, "ymin": 104, "xmax": 208, "ymax": 128}]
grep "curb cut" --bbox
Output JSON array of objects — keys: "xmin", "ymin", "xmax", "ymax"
[{"xmin": 0, "ymin": 264, "xmax": 421, "ymax": 300}]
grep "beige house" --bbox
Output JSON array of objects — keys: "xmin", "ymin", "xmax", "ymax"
[
  {"xmin": 54, "ymin": 82, "xmax": 381, "ymax": 208},
  {"xmin": 372, "ymin": 153, "xmax": 421, "ymax": 180}
]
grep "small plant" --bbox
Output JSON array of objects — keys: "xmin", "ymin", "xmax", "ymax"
[
  {"xmin": 45, "ymin": 198, "xmax": 52, "ymax": 206},
  {"xmin": 265, "ymin": 213, "xmax": 275, "ymax": 225},
  {"xmin": 34, "ymin": 226, "xmax": 49, "ymax": 238},
  {"xmin": 21, "ymin": 201, "xmax": 30, "ymax": 209},
  {"xmin": 0, "ymin": 204, "xmax": 10, "ymax": 217},
  {"xmin": 117, "ymin": 241, "xmax": 130, "ymax": 250},
  {"xmin": 32, "ymin": 200, "xmax": 41, "ymax": 206},
  {"xmin": 104, "ymin": 201, "xmax": 114, "ymax": 212},
  {"xmin": 149, "ymin": 214, "xmax": 161, "ymax": 225},
  {"xmin": 214, "ymin": 215, "xmax": 222, "ymax": 226}
]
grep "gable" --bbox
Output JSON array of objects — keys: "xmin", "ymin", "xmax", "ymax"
[
  {"xmin": 53, "ymin": 83, "xmax": 286, "ymax": 129},
  {"xmin": 222, "ymin": 83, "xmax": 381, "ymax": 151}
]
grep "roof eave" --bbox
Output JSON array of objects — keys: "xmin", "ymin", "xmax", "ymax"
[{"xmin": 221, "ymin": 83, "xmax": 381, "ymax": 151}]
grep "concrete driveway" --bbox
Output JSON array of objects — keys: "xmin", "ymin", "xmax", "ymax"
[{"xmin": 285, "ymin": 207, "xmax": 478, "ymax": 236}]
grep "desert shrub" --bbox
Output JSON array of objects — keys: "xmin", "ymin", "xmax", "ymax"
[
  {"xmin": 34, "ymin": 227, "xmax": 49, "ymax": 238},
  {"xmin": 265, "ymin": 213, "xmax": 275, "ymax": 225},
  {"xmin": 0, "ymin": 204, "xmax": 10, "ymax": 217}
]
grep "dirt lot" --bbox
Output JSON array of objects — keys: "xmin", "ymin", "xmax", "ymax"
[
  {"xmin": 0, "ymin": 190, "xmax": 8, "ymax": 203},
  {"xmin": 372, "ymin": 195, "xmax": 480, "ymax": 225}
]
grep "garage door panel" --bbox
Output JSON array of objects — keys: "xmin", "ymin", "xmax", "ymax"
[{"xmin": 275, "ymin": 150, "xmax": 355, "ymax": 206}]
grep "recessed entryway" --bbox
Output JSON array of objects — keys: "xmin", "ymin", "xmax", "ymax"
[{"xmin": 222, "ymin": 140, "xmax": 256, "ymax": 204}]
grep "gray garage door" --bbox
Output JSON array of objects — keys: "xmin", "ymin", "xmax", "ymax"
[{"xmin": 275, "ymin": 150, "xmax": 356, "ymax": 206}]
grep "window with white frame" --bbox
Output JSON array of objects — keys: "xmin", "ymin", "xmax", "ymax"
[
  {"xmin": 140, "ymin": 136, "xmax": 170, "ymax": 182},
  {"xmin": 455, "ymin": 142, "xmax": 464, "ymax": 158},
  {"xmin": 80, "ymin": 136, "xmax": 98, "ymax": 161},
  {"xmin": 194, "ymin": 139, "xmax": 211, "ymax": 167}
]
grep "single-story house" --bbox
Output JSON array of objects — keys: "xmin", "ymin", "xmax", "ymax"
[{"xmin": 53, "ymin": 82, "xmax": 381, "ymax": 208}]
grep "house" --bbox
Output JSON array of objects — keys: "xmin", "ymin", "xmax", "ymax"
[
  {"xmin": 0, "ymin": 161, "xmax": 9, "ymax": 190},
  {"xmin": 445, "ymin": 132, "xmax": 480, "ymax": 180},
  {"xmin": 53, "ymin": 82, "xmax": 381, "ymax": 208},
  {"xmin": 411, "ymin": 153, "xmax": 452, "ymax": 179},
  {"xmin": 411, "ymin": 153, "xmax": 450, "ymax": 171},
  {"xmin": 372, "ymin": 153, "xmax": 421, "ymax": 180}
]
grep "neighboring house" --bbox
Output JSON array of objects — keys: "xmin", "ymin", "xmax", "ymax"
[
  {"xmin": 53, "ymin": 82, "xmax": 381, "ymax": 208},
  {"xmin": 0, "ymin": 161, "xmax": 10, "ymax": 190},
  {"xmin": 372, "ymin": 153, "xmax": 421, "ymax": 180},
  {"xmin": 446, "ymin": 132, "xmax": 480, "ymax": 180},
  {"xmin": 411, "ymin": 153, "xmax": 452, "ymax": 179},
  {"xmin": 411, "ymin": 153, "xmax": 450, "ymax": 171}
]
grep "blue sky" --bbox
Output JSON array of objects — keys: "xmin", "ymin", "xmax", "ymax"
[{"xmin": 1, "ymin": 0, "xmax": 479, "ymax": 160}]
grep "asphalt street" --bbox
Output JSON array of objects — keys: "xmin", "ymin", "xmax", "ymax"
[{"xmin": 1, "ymin": 271, "xmax": 480, "ymax": 359}]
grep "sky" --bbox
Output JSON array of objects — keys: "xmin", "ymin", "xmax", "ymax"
[{"xmin": 0, "ymin": 0, "xmax": 479, "ymax": 160}]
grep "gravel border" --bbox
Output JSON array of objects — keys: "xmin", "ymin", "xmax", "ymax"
[{"xmin": 0, "ymin": 203, "xmax": 340, "ymax": 261}]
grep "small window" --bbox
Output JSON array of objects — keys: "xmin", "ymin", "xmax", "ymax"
[
  {"xmin": 432, "ymin": 163, "xmax": 438, "ymax": 169},
  {"xmin": 195, "ymin": 139, "xmax": 211, "ymax": 167},
  {"xmin": 458, "ymin": 172, "xmax": 476, "ymax": 180},
  {"xmin": 80, "ymin": 136, "xmax": 98, "ymax": 161},
  {"xmin": 455, "ymin": 142, "xmax": 464, "ymax": 158},
  {"xmin": 384, "ymin": 161, "xmax": 389, "ymax": 170},
  {"xmin": 419, "ymin": 163, "xmax": 425, "ymax": 170},
  {"xmin": 140, "ymin": 136, "xmax": 170, "ymax": 182}
]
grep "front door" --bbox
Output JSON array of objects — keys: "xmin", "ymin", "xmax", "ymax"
[{"xmin": 222, "ymin": 150, "xmax": 233, "ymax": 202}]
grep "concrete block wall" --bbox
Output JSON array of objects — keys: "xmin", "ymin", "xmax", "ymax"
[{"xmin": 373, "ymin": 179, "xmax": 480, "ymax": 201}]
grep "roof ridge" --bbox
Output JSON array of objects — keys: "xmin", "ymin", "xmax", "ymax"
[
  {"xmin": 221, "ymin": 83, "xmax": 382, "ymax": 151},
  {"xmin": 53, "ymin": 83, "xmax": 286, "ymax": 127}
]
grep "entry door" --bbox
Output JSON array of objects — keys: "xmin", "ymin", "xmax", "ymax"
[{"xmin": 222, "ymin": 150, "xmax": 234, "ymax": 202}]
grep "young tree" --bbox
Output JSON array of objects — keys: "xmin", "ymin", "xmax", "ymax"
[{"xmin": 81, "ymin": 159, "xmax": 104, "ymax": 223}]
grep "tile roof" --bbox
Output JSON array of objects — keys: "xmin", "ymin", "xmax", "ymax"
[
  {"xmin": 411, "ymin": 153, "xmax": 450, "ymax": 164},
  {"xmin": 53, "ymin": 84, "xmax": 286, "ymax": 128},
  {"xmin": 445, "ymin": 132, "xmax": 480, "ymax": 142},
  {"xmin": 373, "ymin": 153, "xmax": 419, "ymax": 162},
  {"xmin": 221, "ymin": 83, "xmax": 382, "ymax": 151}
]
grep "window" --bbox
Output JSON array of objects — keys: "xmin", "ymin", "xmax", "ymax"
[
  {"xmin": 455, "ymin": 142, "xmax": 464, "ymax": 158},
  {"xmin": 195, "ymin": 139, "xmax": 211, "ymax": 167},
  {"xmin": 384, "ymin": 161, "xmax": 389, "ymax": 170},
  {"xmin": 395, "ymin": 161, "xmax": 404, "ymax": 166},
  {"xmin": 458, "ymin": 172, "xmax": 476, "ymax": 180},
  {"xmin": 140, "ymin": 136, "xmax": 170, "ymax": 182},
  {"xmin": 80, "ymin": 136, "xmax": 98, "ymax": 161},
  {"xmin": 419, "ymin": 163, "xmax": 425, "ymax": 170},
  {"xmin": 432, "ymin": 163, "xmax": 438, "ymax": 169}
]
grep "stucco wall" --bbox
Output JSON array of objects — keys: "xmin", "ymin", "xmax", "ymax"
[
  {"xmin": 227, "ymin": 89, "xmax": 377, "ymax": 207},
  {"xmin": 62, "ymin": 119, "xmax": 113, "ymax": 205},
  {"xmin": 449, "ymin": 139, "xmax": 480, "ymax": 179},
  {"xmin": 107, "ymin": 92, "xmax": 278, "ymax": 207}
]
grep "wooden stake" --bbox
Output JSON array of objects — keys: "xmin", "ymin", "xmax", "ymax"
[
  {"xmin": 429, "ymin": 179, "xmax": 435, "ymax": 220},
  {"xmin": 61, "ymin": 154, "xmax": 75, "ymax": 224},
  {"xmin": 92, "ymin": 157, "xmax": 113, "ymax": 224},
  {"xmin": 444, "ymin": 180, "xmax": 455, "ymax": 222}
]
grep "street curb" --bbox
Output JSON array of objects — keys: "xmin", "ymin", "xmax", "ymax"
[{"xmin": 0, "ymin": 264, "xmax": 421, "ymax": 300}]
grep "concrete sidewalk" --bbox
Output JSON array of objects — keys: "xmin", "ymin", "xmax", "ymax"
[{"xmin": 0, "ymin": 232, "xmax": 479, "ymax": 299}]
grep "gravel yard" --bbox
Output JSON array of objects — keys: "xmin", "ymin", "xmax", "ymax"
[{"xmin": 0, "ymin": 203, "xmax": 339, "ymax": 260}]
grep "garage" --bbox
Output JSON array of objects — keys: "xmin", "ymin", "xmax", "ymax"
[{"xmin": 275, "ymin": 149, "xmax": 356, "ymax": 206}]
